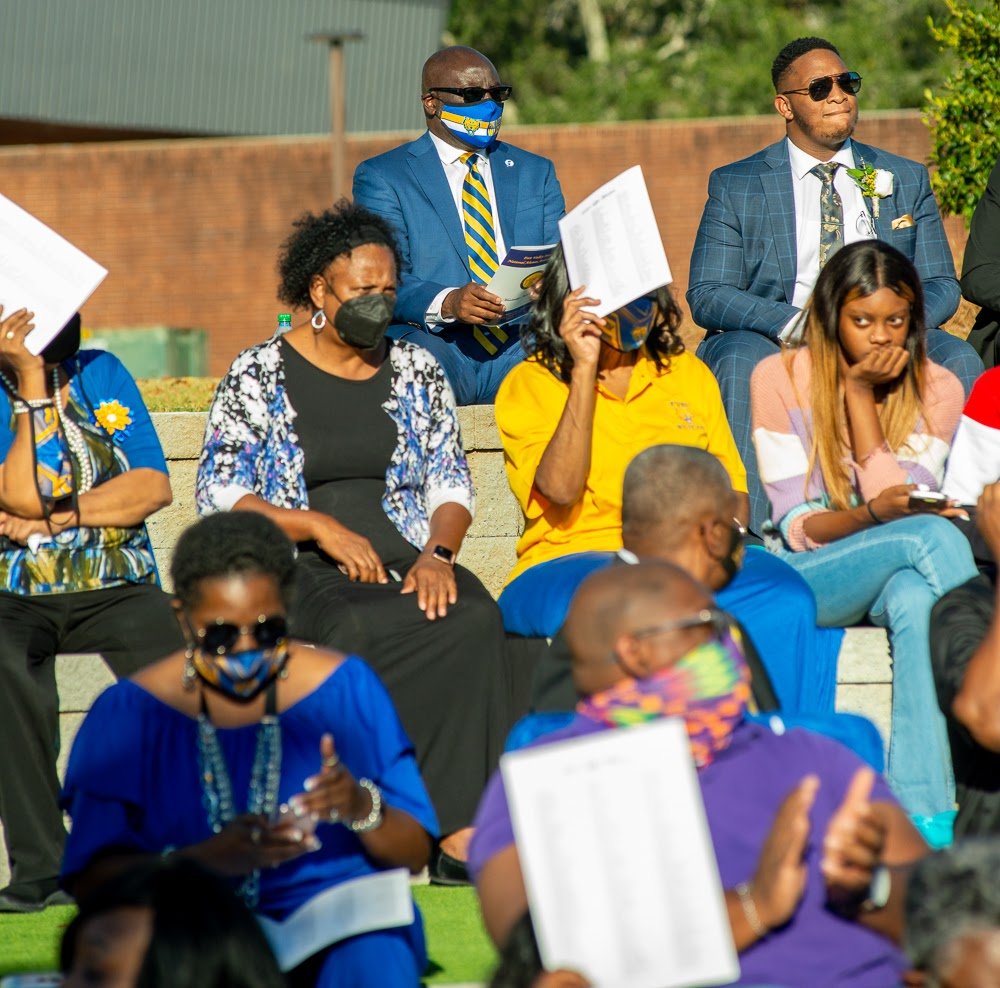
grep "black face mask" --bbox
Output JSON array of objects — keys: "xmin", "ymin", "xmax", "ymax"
[
  {"xmin": 333, "ymin": 294, "xmax": 394, "ymax": 350},
  {"xmin": 42, "ymin": 313, "xmax": 82, "ymax": 365}
]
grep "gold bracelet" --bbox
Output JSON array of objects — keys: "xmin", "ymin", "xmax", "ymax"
[{"xmin": 735, "ymin": 881, "xmax": 768, "ymax": 938}]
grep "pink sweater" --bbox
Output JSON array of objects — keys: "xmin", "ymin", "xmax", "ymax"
[{"xmin": 751, "ymin": 349, "xmax": 964, "ymax": 550}]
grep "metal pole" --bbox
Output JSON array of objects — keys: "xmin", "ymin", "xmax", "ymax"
[
  {"xmin": 330, "ymin": 40, "xmax": 344, "ymax": 200},
  {"xmin": 307, "ymin": 31, "xmax": 363, "ymax": 203}
]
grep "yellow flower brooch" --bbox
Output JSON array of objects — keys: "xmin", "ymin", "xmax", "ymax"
[{"xmin": 95, "ymin": 400, "xmax": 133, "ymax": 444}]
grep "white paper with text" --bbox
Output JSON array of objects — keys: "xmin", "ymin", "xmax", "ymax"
[
  {"xmin": 256, "ymin": 868, "xmax": 413, "ymax": 972},
  {"xmin": 502, "ymin": 718, "xmax": 738, "ymax": 988},
  {"xmin": 0, "ymin": 195, "xmax": 107, "ymax": 355},
  {"xmin": 558, "ymin": 165, "xmax": 672, "ymax": 317}
]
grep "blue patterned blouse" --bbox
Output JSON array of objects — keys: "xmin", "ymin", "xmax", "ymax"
[{"xmin": 195, "ymin": 338, "xmax": 475, "ymax": 548}]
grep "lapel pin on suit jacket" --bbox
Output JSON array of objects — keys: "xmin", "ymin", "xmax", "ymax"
[
  {"xmin": 891, "ymin": 214, "xmax": 915, "ymax": 230},
  {"xmin": 505, "ymin": 159, "xmax": 514, "ymax": 167}
]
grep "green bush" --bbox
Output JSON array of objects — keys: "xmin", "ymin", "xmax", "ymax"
[
  {"xmin": 924, "ymin": 0, "xmax": 1000, "ymax": 223},
  {"xmin": 137, "ymin": 377, "xmax": 218, "ymax": 412}
]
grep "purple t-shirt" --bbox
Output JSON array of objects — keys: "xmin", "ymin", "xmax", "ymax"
[{"xmin": 470, "ymin": 718, "xmax": 906, "ymax": 988}]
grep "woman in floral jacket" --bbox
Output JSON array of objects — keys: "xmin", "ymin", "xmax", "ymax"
[{"xmin": 195, "ymin": 203, "xmax": 511, "ymax": 882}]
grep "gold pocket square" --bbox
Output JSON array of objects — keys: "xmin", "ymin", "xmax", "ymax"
[{"xmin": 891, "ymin": 214, "xmax": 915, "ymax": 230}]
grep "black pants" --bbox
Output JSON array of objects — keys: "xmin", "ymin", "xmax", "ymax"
[{"xmin": 0, "ymin": 584, "xmax": 183, "ymax": 894}]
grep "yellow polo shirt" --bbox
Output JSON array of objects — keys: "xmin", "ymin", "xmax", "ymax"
[{"xmin": 496, "ymin": 350, "xmax": 747, "ymax": 584}]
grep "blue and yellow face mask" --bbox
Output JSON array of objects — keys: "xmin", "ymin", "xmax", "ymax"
[
  {"xmin": 439, "ymin": 100, "xmax": 503, "ymax": 149},
  {"xmin": 599, "ymin": 295, "xmax": 658, "ymax": 352}
]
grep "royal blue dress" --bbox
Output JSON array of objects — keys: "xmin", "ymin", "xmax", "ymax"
[{"xmin": 61, "ymin": 657, "xmax": 439, "ymax": 987}]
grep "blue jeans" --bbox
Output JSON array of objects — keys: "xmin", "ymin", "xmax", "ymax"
[
  {"xmin": 775, "ymin": 515, "xmax": 978, "ymax": 817},
  {"xmin": 386, "ymin": 322, "xmax": 524, "ymax": 405},
  {"xmin": 698, "ymin": 329, "xmax": 984, "ymax": 535}
]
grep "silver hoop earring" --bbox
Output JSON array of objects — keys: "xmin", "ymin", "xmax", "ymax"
[{"xmin": 311, "ymin": 310, "xmax": 327, "ymax": 332}]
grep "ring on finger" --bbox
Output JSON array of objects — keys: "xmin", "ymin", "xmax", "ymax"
[
  {"xmin": 327, "ymin": 808, "xmax": 340, "ymax": 824},
  {"xmin": 250, "ymin": 826, "xmax": 262, "ymax": 845},
  {"xmin": 4, "ymin": 331, "xmax": 14, "ymax": 340},
  {"xmin": 323, "ymin": 754, "xmax": 340, "ymax": 771}
]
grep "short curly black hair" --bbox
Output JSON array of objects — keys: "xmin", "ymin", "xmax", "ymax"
[
  {"xmin": 276, "ymin": 199, "xmax": 402, "ymax": 309},
  {"xmin": 771, "ymin": 37, "xmax": 841, "ymax": 91},
  {"xmin": 170, "ymin": 513, "xmax": 297, "ymax": 608}
]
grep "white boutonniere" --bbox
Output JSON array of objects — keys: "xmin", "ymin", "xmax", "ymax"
[{"xmin": 846, "ymin": 162, "xmax": 894, "ymax": 217}]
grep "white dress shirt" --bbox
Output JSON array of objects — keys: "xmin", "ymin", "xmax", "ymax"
[
  {"xmin": 780, "ymin": 138, "xmax": 876, "ymax": 341},
  {"xmin": 425, "ymin": 131, "xmax": 507, "ymax": 325}
]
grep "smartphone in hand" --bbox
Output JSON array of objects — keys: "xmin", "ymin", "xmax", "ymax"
[
  {"xmin": 270, "ymin": 801, "xmax": 318, "ymax": 836},
  {"xmin": 907, "ymin": 490, "xmax": 949, "ymax": 513}
]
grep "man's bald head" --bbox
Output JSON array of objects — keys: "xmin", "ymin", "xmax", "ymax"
[
  {"xmin": 421, "ymin": 46, "xmax": 499, "ymax": 93},
  {"xmin": 565, "ymin": 559, "xmax": 714, "ymax": 695},
  {"xmin": 622, "ymin": 445, "xmax": 734, "ymax": 549}
]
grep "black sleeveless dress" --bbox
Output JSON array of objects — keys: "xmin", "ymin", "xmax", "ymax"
[{"xmin": 281, "ymin": 340, "xmax": 511, "ymax": 833}]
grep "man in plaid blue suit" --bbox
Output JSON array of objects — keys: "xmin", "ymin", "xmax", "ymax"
[{"xmin": 687, "ymin": 37, "xmax": 982, "ymax": 533}]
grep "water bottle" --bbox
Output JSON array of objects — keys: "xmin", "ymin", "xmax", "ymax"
[{"xmin": 276, "ymin": 313, "xmax": 292, "ymax": 337}]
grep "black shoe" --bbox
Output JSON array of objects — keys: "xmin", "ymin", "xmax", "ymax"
[
  {"xmin": 428, "ymin": 846, "xmax": 471, "ymax": 887},
  {"xmin": 0, "ymin": 880, "xmax": 71, "ymax": 913}
]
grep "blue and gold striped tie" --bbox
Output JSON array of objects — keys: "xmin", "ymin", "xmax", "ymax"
[{"xmin": 461, "ymin": 152, "xmax": 508, "ymax": 355}]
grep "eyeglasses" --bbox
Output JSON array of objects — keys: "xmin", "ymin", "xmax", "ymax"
[
  {"xmin": 425, "ymin": 85, "xmax": 513, "ymax": 104},
  {"xmin": 630, "ymin": 608, "xmax": 732, "ymax": 642},
  {"xmin": 196, "ymin": 615, "xmax": 289, "ymax": 656},
  {"xmin": 781, "ymin": 71, "xmax": 862, "ymax": 102}
]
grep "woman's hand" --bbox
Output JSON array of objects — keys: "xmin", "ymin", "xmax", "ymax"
[
  {"xmin": 869, "ymin": 484, "xmax": 968, "ymax": 524},
  {"xmin": 0, "ymin": 306, "xmax": 44, "ymax": 383},
  {"xmin": 558, "ymin": 287, "xmax": 605, "ymax": 374},
  {"xmin": 185, "ymin": 813, "xmax": 314, "ymax": 876},
  {"xmin": 401, "ymin": 550, "xmax": 458, "ymax": 620},
  {"xmin": 0, "ymin": 512, "xmax": 57, "ymax": 545},
  {"xmin": 311, "ymin": 514, "xmax": 387, "ymax": 583},
  {"xmin": 748, "ymin": 774, "xmax": 819, "ymax": 933},
  {"xmin": 843, "ymin": 346, "xmax": 910, "ymax": 390},
  {"xmin": 287, "ymin": 734, "xmax": 374, "ymax": 828}
]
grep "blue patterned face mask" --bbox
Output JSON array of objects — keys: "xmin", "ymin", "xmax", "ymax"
[
  {"xmin": 193, "ymin": 643, "xmax": 289, "ymax": 703},
  {"xmin": 600, "ymin": 296, "xmax": 657, "ymax": 352},
  {"xmin": 439, "ymin": 100, "xmax": 503, "ymax": 149}
]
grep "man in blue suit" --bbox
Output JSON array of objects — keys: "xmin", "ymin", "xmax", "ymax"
[
  {"xmin": 354, "ymin": 46, "xmax": 565, "ymax": 405},
  {"xmin": 687, "ymin": 36, "xmax": 983, "ymax": 532}
]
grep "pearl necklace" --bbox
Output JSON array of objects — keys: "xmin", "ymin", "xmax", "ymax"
[
  {"xmin": 50, "ymin": 365, "xmax": 94, "ymax": 493},
  {"xmin": 0, "ymin": 363, "xmax": 95, "ymax": 494}
]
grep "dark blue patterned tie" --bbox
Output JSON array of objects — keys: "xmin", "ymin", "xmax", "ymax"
[{"xmin": 810, "ymin": 162, "xmax": 844, "ymax": 267}]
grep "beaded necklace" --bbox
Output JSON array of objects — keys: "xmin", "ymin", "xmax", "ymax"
[{"xmin": 196, "ymin": 679, "xmax": 282, "ymax": 908}]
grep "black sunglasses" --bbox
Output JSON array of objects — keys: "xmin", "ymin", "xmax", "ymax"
[
  {"xmin": 781, "ymin": 71, "xmax": 862, "ymax": 102},
  {"xmin": 425, "ymin": 85, "xmax": 513, "ymax": 104},
  {"xmin": 197, "ymin": 615, "xmax": 289, "ymax": 656}
]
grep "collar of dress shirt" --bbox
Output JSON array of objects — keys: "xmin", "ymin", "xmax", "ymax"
[
  {"xmin": 786, "ymin": 137, "xmax": 857, "ymax": 181},
  {"xmin": 428, "ymin": 129, "xmax": 492, "ymax": 171}
]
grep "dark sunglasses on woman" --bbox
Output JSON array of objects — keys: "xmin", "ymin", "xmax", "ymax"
[{"xmin": 196, "ymin": 615, "xmax": 289, "ymax": 656}]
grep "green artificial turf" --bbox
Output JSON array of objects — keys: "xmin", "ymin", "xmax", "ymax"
[
  {"xmin": 0, "ymin": 905, "xmax": 74, "ymax": 976},
  {"xmin": 0, "ymin": 889, "xmax": 496, "ymax": 985}
]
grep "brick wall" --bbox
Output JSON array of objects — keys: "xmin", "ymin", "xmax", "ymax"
[{"xmin": 0, "ymin": 111, "xmax": 968, "ymax": 375}]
